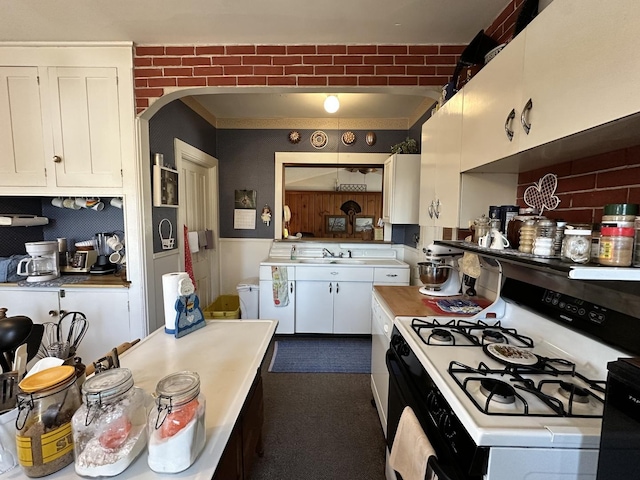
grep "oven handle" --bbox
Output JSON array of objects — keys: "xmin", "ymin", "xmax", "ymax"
[{"xmin": 427, "ymin": 455, "xmax": 458, "ymax": 480}]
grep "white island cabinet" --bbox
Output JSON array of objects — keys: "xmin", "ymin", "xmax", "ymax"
[{"xmin": 3, "ymin": 319, "xmax": 277, "ymax": 480}]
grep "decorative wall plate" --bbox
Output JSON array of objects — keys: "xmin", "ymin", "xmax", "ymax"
[
  {"xmin": 310, "ymin": 131, "xmax": 328, "ymax": 149},
  {"xmin": 341, "ymin": 131, "xmax": 356, "ymax": 146},
  {"xmin": 365, "ymin": 131, "xmax": 376, "ymax": 146},
  {"xmin": 288, "ymin": 131, "xmax": 301, "ymax": 144}
]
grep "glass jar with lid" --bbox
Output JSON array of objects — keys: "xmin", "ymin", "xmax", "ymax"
[
  {"xmin": 16, "ymin": 365, "xmax": 82, "ymax": 477},
  {"xmin": 71, "ymin": 368, "xmax": 149, "ymax": 477},
  {"xmin": 518, "ymin": 219, "xmax": 537, "ymax": 253},
  {"xmin": 561, "ymin": 226, "xmax": 592, "ymax": 264},
  {"xmin": 472, "ymin": 214, "xmax": 491, "ymax": 244},
  {"xmin": 532, "ymin": 219, "xmax": 556, "ymax": 256},
  {"xmin": 147, "ymin": 371, "xmax": 206, "ymax": 473},
  {"xmin": 598, "ymin": 226, "xmax": 635, "ymax": 266}
]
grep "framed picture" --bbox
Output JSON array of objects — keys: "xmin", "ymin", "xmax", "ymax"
[
  {"xmin": 354, "ymin": 216, "xmax": 375, "ymax": 233},
  {"xmin": 235, "ymin": 189, "xmax": 257, "ymax": 209},
  {"xmin": 153, "ymin": 165, "xmax": 179, "ymax": 207},
  {"xmin": 325, "ymin": 215, "xmax": 347, "ymax": 233}
]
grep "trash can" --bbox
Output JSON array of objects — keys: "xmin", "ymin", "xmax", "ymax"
[{"xmin": 236, "ymin": 277, "xmax": 260, "ymax": 319}]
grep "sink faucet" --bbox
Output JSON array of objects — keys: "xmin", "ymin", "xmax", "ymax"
[{"xmin": 322, "ymin": 248, "xmax": 335, "ymax": 258}]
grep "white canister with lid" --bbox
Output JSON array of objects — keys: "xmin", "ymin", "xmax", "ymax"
[{"xmin": 147, "ymin": 371, "xmax": 206, "ymax": 473}]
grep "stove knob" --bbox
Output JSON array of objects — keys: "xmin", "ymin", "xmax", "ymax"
[{"xmin": 442, "ymin": 415, "xmax": 456, "ymax": 440}]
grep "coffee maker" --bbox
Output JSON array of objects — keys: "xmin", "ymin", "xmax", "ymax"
[
  {"xmin": 17, "ymin": 241, "xmax": 60, "ymax": 282},
  {"xmin": 90, "ymin": 232, "xmax": 116, "ymax": 275}
]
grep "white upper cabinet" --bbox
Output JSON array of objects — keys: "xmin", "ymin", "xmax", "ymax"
[
  {"xmin": 48, "ymin": 67, "xmax": 123, "ymax": 188},
  {"xmin": 518, "ymin": 0, "xmax": 640, "ymax": 152},
  {"xmin": 0, "ymin": 45, "xmax": 133, "ymax": 194},
  {"xmin": 382, "ymin": 153, "xmax": 421, "ymax": 224},
  {"xmin": 419, "ymin": 91, "xmax": 464, "ymax": 228},
  {"xmin": 460, "ymin": 34, "xmax": 525, "ymax": 172},
  {"xmin": 0, "ymin": 67, "xmax": 47, "ymax": 187},
  {"xmin": 460, "ymin": 0, "xmax": 640, "ymax": 172}
]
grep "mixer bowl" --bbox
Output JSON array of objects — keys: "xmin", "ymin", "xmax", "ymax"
[{"xmin": 417, "ymin": 262, "xmax": 452, "ymax": 289}]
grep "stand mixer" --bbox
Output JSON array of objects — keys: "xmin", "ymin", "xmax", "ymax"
[{"xmin": 417, "ymin": 244, "xmax": 462, "ymax": 296}]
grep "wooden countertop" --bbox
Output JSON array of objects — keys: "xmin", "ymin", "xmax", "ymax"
[{"xmin": 374, "ymin": 285, "xmax": 492, "ymax": 318}]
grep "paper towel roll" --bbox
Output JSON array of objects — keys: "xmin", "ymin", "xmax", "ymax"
[{"xmin": 162, "ymin": 272, "xmax": 189, "ymax": 334}]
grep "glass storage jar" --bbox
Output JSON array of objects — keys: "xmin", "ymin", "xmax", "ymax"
[
  {"xmin": 518, "ymin": 219, "xmax": 537, "ymax": 254},
  {"xmin": 147, "ymin": 371, "xmax": 206, "ymax": 473},
  {"xmin": 532, "ymin": 219, "xmax": 556, "ymax": 256},
  {"xmin": 16, "ymin": 366, "xmax": 81, "ymax": 478},
  {"xmin": 598, "ymin": 226, "xmax": 635, "ymax": 267},
  {"xmin": 71, "ymin": 368, "xmax": 149, "ymax": 477},
  {"xmin": 634, "ymin": 217, "xmax": 640, "ymax": 267},
  {"xmin": 561, "ymin": 226, "xmax": 592, "ymax": 264}
]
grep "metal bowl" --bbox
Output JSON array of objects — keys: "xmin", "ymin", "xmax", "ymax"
[{"xmin": 417, "ymin": 262, "xmax": 452, "ymax": 289}]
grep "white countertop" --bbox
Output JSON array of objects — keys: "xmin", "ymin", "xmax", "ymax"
[
  {"xmin": 4, "ymin": 319, "xmax": 277, "ymax": 480},
  {"xmin": 260, "ymin": 257, "xmax": 409, "ymax": 267}
]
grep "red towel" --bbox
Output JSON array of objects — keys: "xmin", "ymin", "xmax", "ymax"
[{"xmin": 184, "ymin": 224, "xmax": 196, "ymax": 288}]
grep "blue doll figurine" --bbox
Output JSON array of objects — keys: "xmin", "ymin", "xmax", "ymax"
[{"xmin": 174, "ymin": 277, "xmax": 205, "ymax": 338}]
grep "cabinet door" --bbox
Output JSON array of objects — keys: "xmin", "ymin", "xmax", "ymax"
[
  {"xmin": 333, "ymin": 281, "xmax": 372, "ymax": 334},
  {"xmin": 295, "ymin": 281, "xmax": 333, "ymax": 334},
  {"xmin": 60, "ymin": 289, "xmax": 130, "ymax": 364},
  {"xmin": 434, "ymin": 92, "xmax": 464, "ymax": 227},
  {"xmin": 382, "ymin": 155, "xmax": 393, "ymax": 221},
  {"xmin": 460, "ymin": 34, "xmax": 526, "ymax": 171},
  {"xmin": 0, "ymin": 67, "xmax": 47, "ymax": 187},
  {"xmin": 259, "ymin": 280, "xmax": 295, "ymax": 334},
  {"xmin": 519, "ymin": 0, "xmax": 640, "ymax": 152},
  {"xmin": 48, "ymin": 67, "xmax": 122, "ymax": 187},
  {"xmin": 0, "ymin": 289, "xmax": 60, "ymax": 323}
]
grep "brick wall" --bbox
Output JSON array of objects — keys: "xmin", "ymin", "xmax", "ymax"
[
  {"xmin": 133, "ymin": 44, "xmax": 465, "ymax": 113},
  {"xmin": 485, "ymin": 0, "xmax": 524, "ymax": 45},
  {"xmin": 517, "ymin": 145, "xmax": 640, "ymax": 224}
]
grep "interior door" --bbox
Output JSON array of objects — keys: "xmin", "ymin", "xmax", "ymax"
[{"xmin": 176, "ymin": 140, "xmax": 220, "ymax": 308}]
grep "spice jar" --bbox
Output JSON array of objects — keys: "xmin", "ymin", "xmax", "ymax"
[
  {"xmin": 561, "ymin": 226, "xmax": 592, "ymax": 264},
  {"xmin": 16, "ymin": 366, "xmax": 81, "ymax": 477},
  {"xmin": 72, "ymin": 368, "xmax": 149, "ymax": 477},
  {"xmin": 507, "ymin": 208, "xmax": 539, "ymax": 249},
  {"xmin": 598, "ymin": 226, "xmax": 635, "ymax": 267},
  {"xmin": 472, "ymin": 215, "xmax": 491, "ymax": 244},
  {"xmin": 518, "ymin": 219, "xmax": 537, "ymax": 254},
  {"xmin": 532, "ymin": 219, "xmax": 556, "ymax": 256},
  {"xmin": 634, "ymin": 216, "xmax": 640, "ymax": 267},
  {"xmin": 147, "ymin": 371, "xmax": 206, "ymax": 473}
]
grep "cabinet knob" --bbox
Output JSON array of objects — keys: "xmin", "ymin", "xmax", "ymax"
[
  {"xmin": 48, "ymin": 310, "xmax": 58, "ymax": 317},
  {"xmin": 53, "ymin": 155, "xmax": 62, "ymax": 163},
  {"xmin": 386, "ymin": 274, "xmax": 398, "ymax": 277}
]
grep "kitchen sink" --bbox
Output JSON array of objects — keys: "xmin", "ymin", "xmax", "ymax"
[{"xmin": 297, "ymin": 259, "xmax": 365, "ymax": 264}]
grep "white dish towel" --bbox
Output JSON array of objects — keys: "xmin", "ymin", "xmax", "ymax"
[
  {"xmin": 389, "ymin": 406, "xmax": 437, "ymax": 480},
  {"xmin": 271, "ymin": 266, "xmax": 289, "ymax": 307}
]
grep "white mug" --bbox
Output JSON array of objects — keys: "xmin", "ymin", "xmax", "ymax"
[
  {"xmin": 75, "ymin": 197, "xmax": 88, "ymax": 208},
  {"xmin": 107, "ymin": 235, "xmax": 123, "ymax": 252},
  {"xmin": 90, "ymin": 201, "xmax": 104, "ymax": 211},
  {"xmin": 110, "ymin": 198, "xmax": 123, "ymax": 209},
  {"xmin": 63, "ymin": 198, "xmax": 80, "ymax": 210},
  {"xmin": 478, "ymin": 233, "xmax": 491, "ymax": 248},
  {"xmin": 109, "ymin": 251, "xmax": 122, "ymax": 264},
  {"xmin": 51, "ymin": 197, "xmax": 64, "ymax": 208},
  {"xmin": 490, "ymin": 230, "xmax": 510, "ymax": 250}
]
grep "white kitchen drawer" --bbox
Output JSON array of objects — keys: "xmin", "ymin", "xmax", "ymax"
[
  {"xmin": 259, "ymin": 265, "xmax": 296, "ymax": 281},
  {"xmin": 374, "ymin": 268, "xmax": 410, "ymax": 285},
  {"xmin": 295, "ymin": 266, "xmax": 373, "ymax": 282}
]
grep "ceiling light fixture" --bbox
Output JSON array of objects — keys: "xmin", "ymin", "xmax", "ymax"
[{"xmin": 324, "ymin": 95, "xmax": 339, "ymax": 114}]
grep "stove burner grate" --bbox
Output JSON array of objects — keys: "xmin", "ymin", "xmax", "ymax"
[
  {"xmin": 449, "ymin": 361, "xmax": 606, "ymax": 418},
  {"xmin": 411, "ymin": 318, "xmax": 480, "ymax": 346}
]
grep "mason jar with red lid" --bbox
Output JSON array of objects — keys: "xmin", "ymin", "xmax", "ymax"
[{"xmin": 598, "ymin": 226, "xmax": 635, "ymax": 266}]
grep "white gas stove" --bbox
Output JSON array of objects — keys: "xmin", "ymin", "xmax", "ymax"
[{"xmin": 387, "ymin": 276, "xmax": 635, "ymax": 480}]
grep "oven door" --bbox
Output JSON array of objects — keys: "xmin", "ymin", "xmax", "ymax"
[{"xmin": 386, "ymin": 347, "xmax": 476, "ymax": 480}]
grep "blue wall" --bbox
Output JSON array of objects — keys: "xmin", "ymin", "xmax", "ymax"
[
  {"xmin": 149, "ymin": 100, "xmax": 217, "ymax": 253},
  {"xmin": 149, "ymin": 98, "xmax": 431, "ymax": 246}
]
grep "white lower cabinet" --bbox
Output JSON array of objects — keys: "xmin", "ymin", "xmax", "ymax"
[
  {"xmin": 258, "ymin": 266, "xmax": 295, "ymax": 334},
  {"xmin": 259, "ymin": 280, "xmax": 295, "ymax": 334},
  {"xmin": 0, "ymin": 287, "xmax": 130, "ymax": 365},
  {"xmin": 295, "ymin": 266, "xmax": 374, "ymax": 334}
]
